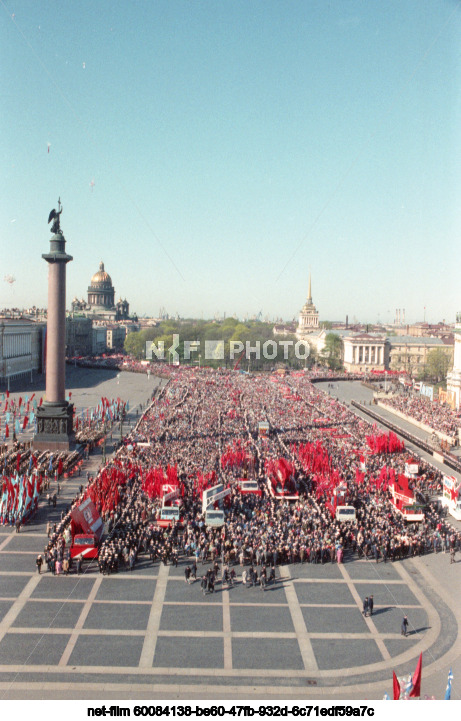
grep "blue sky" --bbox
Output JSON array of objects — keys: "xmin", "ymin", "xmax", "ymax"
[{"xmin": 1, "ymin": 0, "xmax": 460, "ymax": 324}]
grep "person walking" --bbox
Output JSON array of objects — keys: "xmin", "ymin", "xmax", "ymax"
[
  {"xmin": 36, "ymin": 554, "xmax": 43, "ymax": 574},
  {"xmin": 362, "ymin": 597, "xmax": 369, "ymax": 617},
  {"xmin": 401, "ymin": 615, "xmax": 409, "ymax": 637}
]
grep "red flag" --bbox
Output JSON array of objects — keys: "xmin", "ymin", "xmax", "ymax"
[
  {"xmin": 5, "ymin": 424, "xmax": 9, "ymax": 438},
  {"xmin": 22, "ymin": 416, "xmax": 28, "ymax": 430},
  {"xmin": 393, "ymin": 671, "xmax": 400, "ymax": 700},
  {"xmin": 409, "ymin": 653, "xmax": 422, "ymax": 697}
]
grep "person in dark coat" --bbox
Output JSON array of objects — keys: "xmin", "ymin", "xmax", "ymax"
[
  {"xmin": 401, "ymin": 615, "xmax": 409, "ymax": 636},
  {"xmin": 362, "ymin": 597, "xmax": 369, "ymax": 616}
]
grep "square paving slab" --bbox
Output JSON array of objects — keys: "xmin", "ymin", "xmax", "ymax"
[
  {"xmin": 352, "ymin": 582, "xmax": 420, "ymax": 607},
  {"xmin": 0, "ymin": 553, "xmax": 37, "ymax": 573},
  {"xmin": 223, "ymin": 580, "xmax": 288, "ymax": 604},
  {"xmin": 287, "ymin": 563, "xmax": 343, "ymax": 580},
  {"xmin": 160, "ymin": 603, "xmax": 223, "ymax": 632},
  {"xmin": 68, "ymin": 634, "xmax": 144, "ymax": 667},
  {"xmin": 0, "ymin": 632, "xmax": 70, "ymax": 665},
  {"xmin": 232, "ymin": 637, "xmax": 304, "ymax": 670},
  {"xmin": 310, "ymin": 637, "xmax": 382, "ymax": 670},
  {"xmin": 0, "ymin": 600, "xmax": 13, "ymax": 622},
  {"xmin": 302, "ymin": 606, "xmax": 370, "ymax": 634},
  {"xmin": 165, "ymin": 579, "xmax": 222, "ymax": 603},
  {"xmin": 12, "ymin": 600, "xmax": 84, "ymax": 629},
  {"xmin": 0, "ymin": 574, "xmax": 31, "ymax": 597},
  {"xmin": 294, "ymin": 581, "xmax": 355, "ymax": 605},
  {"xmin": 83, "ymin": 601, "xmax": 151, "ymax": 631},
  {"xmin": 230, "ymin": 604, "xmax": 295, "ymax": 634},
  {"xmin": 31, "ymin": 576, "xmax": 96, "ymax": 600},
  {"xmin": 345, "ymin": 562, "xmax": 401, "ymax": 581},
  {"xmin": 6, "ymin": 536, "xmax": 48, "ymax": 553},
  {"xmin": 153, "ymin": 635, "xmax": 224, "ymax": 669},
  {"xmin": 95, "ymin": 578, "xmax": 157, "ymax": 602}
]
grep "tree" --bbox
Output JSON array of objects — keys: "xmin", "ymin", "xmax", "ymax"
[
  {"xmin": 425, "ymin": 349, "xmax": 450, "ymax": 383},
  {"xmin": 320, "ymin": 333, "xmax": 343, "ymax": 371}
]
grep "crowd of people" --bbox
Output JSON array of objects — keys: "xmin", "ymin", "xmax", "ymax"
[
  {"xmin": 380, "ymin": 392, "xmax": 461, "ymax": 442},
  {"xmin": 41, "ymin": 367, "xmax": 461, "ymax": 576}
]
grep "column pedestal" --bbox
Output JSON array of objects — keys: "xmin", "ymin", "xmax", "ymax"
[{"xmin": 34, "ymin": 401, "xmax": 74, "ymax": 451}]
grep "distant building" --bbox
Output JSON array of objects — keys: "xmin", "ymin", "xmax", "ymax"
[
  {"xmin": 446, "ymin": 312, "xmax": 461, "ymax": 409},
  {"xmin": 296, "ymin": 274, "xmax": 319, "ymax": 339},
  {"xmin": 106, "ymin": 324, "xmax": 126, "ymax": 350},
  {"xmin": 0, "ymin": 318, "xmax": 44, "ymax": 387},
  {"xmin": 92, "ymin": 326, "xmax": 107, "ymax": 355},
  {"xmin": 71, "ymin": 261, "xmax": 133, "ymax": 322},
  {"xmin": 388, "ymin": 335, "xmax": 453, "ymax": 375},
  {"xmin": 65, "ymin": 316, "xmax": 92, "ymax": 357},
  {"xmin": 343, "ymin": 333, "xmax": 389, "ymax": 373}
]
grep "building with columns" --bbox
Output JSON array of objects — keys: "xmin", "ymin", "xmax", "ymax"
[
  {"xmin": 0, "ymin": 319, "xmax": 44, "ymax": 388},
  {"xmin": 296, "ymin": 274, "xmax": 319, "ymax": 339},
  {"xmin": 343, "ymin": 333, "xmax": 389, "ymax": 373},
  {"xmin": 447, "ymin": 311, "xmax": 461, "ymax": 409}
]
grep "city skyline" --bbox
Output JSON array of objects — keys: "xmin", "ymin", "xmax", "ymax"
[{"xmin": 1, "ymin": 1, "xmax": 460, "ymax": 323}]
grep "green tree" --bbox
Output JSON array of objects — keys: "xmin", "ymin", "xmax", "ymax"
[
  {"xmin": 320, "ymin": 333, "xmax": 343, "ymax": 371},
  {"xmin": 425, "ymin": 348, "xmax": 451, "ymax": 383}
]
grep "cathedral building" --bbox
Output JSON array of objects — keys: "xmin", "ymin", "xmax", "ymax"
[{"xmin": 71, "ymin": 261, "xmax": 131, "ymax": 321}]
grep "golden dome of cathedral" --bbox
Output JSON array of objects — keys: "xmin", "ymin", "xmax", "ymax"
[{"xmin": 90, "ymin": 261, "xmax": 112, "ymax": 287}]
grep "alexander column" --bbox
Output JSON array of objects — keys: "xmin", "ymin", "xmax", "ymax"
[{"xmin": 34, "ymin": 199, "xmax": 74, "ymax": 450}]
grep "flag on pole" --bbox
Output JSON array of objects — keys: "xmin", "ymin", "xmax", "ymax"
[
  {"xmin": 393, "ymin": 671, "xmax": 401, "ymax": 700},
  {"xmin": 445, "ymin": 668, "xmax": 453, "ymax": 700},
  {"xmin": 409, "ymin": 653, "xmax": 422, "ymax": 697}
]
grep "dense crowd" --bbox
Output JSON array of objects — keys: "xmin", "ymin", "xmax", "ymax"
[
  {"xmin": 42, "ymin": 368, "xmax": 461, "ymax": 576},
  {"xmin": 380, "ymin": 392, "xmax": 461, "ymax": 442}
]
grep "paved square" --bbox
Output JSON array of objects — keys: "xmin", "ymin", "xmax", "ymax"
[
  {"xmin": 153, "ymin": 636, "xmax": 224, "ymax": 669},
  {"xmin": 12, "ymin": 600, "xmax": 84, "ymax": 629},
  {"xmin": 0, "ymin": 600, "xmax": 14, "ymax": 621},
  {"xmin": 345, "ymin": 562, "xmax": 401, "ymax": 581},
  {"xmin": 222, "ymin": 581, "xmax": 288, "ymax": 604},
  {"xmin": 165, "ymin": 580, "xmax": 222, "ymax": 603},
  {"xmin": 232, "ymin": 637, "xmax": 304, "ymax": 670},
  {"xmin": 294, "ymin": 581, "xmax": 355, "ymax": 605},
  {"xmin": 6, "ymin": 536, "xmax": 48, "ymax": 553},
  {"xmin": 68, "ymin": 634, "xmax": 144, "ymax": 667},
  {"xmin": 353, "ymin": 582, "xmax": 420, "ymax": 607},
  {"xmin": 95, "ymin": 578, "xmax": 157, "ymax": 602},
  {"xmin": 302, "ymin": 606, "xmax": 369, "ymax": 634},
  {"xmin": 160, "ymin": 603, "xmax": 223, "ymax": 632},
  {"xmin": 0, "ymin": 632, "xmax": 70, "ymax": 665},
  {"xmin": 230, "ymin": 605, "xmax": 294, "ymax": 633},
  {"xmin": 0, "ymin": 575, "xmax": 31, "ymax": 597},
  {"xmin": 0, "ymin": 553, "xmax": 36, "ymax": 573},
  {"xmin": 288, "ymin": 563, "xmax": 343, "ymax": 580},
  {"xmin": 83, "ymin": 602, "xmax": 151, "ymax": 631},
  {"xmin": 31, "ymin": 576, "xmax": 96, "ymax": 600},
  {"xmin": 310, "ymin": 638, "xmax": 382, "ymax": 670},
  {"xmin": 369, "ymin": 606, "xmax": 428, "ymax": 636}
]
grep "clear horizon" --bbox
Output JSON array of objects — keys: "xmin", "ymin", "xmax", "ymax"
[{"xmin": 1, "ymin": 1, "xmax": 460, "ymax": 325}]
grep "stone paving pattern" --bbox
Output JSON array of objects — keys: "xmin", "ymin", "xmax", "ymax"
[{"xmin": 0, "ymin": 370, "xmax": 458, "ymax": 700}]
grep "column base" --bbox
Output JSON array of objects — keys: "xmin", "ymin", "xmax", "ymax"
[{"xmin": 33, "ymin": 401, "xmax": 74, "ymax": 452}]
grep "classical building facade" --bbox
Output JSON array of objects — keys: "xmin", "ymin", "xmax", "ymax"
[
  {"xmin": 296, "ymin": 274, "xmax": 319, "ymax": 339},
  {"xmin": 447, "ymin": 312, "xmax": 461, "ymax": 409},
  {"xmin": 388, "ymin": 335, "xmax": 453, "ymax": 375},
  {"xmin": 343, "ymin": 333, "xmax": 389, "ymax": 373},
  {"xmin": 0, "ymin": 319, "xmax": 44, "ymax": 387}
]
